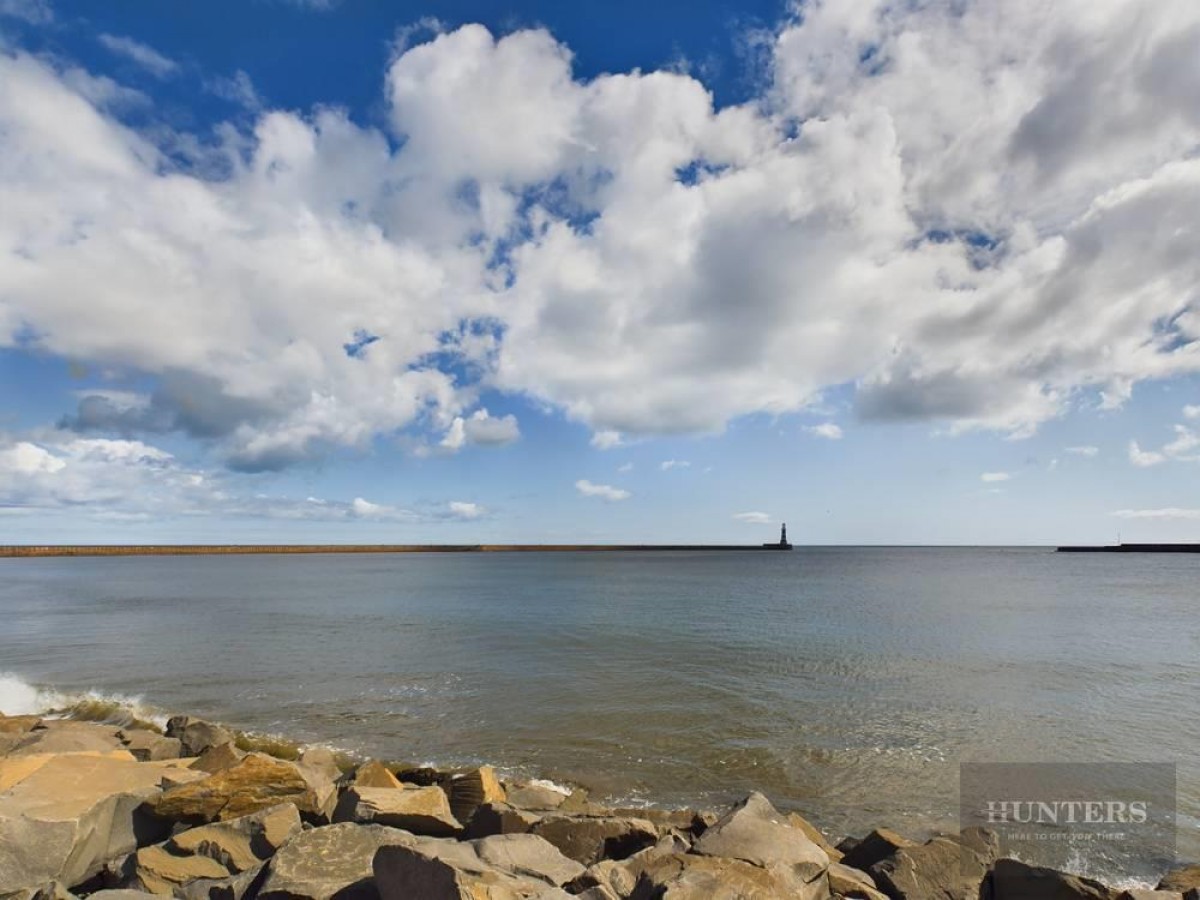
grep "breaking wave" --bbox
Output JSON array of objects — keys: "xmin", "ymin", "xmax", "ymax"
[{"xmin": 0, "ymin": 672, "xmax": 167, "ymax": 729}]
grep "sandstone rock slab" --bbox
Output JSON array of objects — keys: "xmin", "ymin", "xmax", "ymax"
[
  {"xmin": 152, "ymin": 753, "xmax": 333, "ymax": 824},
  {"xmin": 351, "ymin": 762, "xmax": 402, "ymax": 790},
  {"xmin": 189, "ymin": 743, "xmax": 245, "ymax": 775},
  {"xmin": 627, "ymin": 853, "xmax": 831, "ymax": 900},
  {"xmin": 447, "ymin": 766, "xmax": 507, "ymax": 825},
  {"xmin": 870, "ymin": 832, "xmax": 996, "ymax": 900},
  {"xmin": 839, "ymin": 828, "xmax": 916, "ymax": 873},
  {"xmin": 165, "ymin": 719, "xmax": 235, "ymax": 759},
  {"xmin": 980, "ymin": 858, "xmax": 1121, "ymax": 900},
  {"xmin": 691, "ymin": 792, "xmax": 829, "ymax": 885},
  {"xmin": 530, "ymin": 814, "xmax": 658, "ymax": 867},
  {"xmin": 256, "ymin": 823, "xmax": 416, "ymax": 900},
  {"xmin": 332, "ymin": 786, "xmax": 461, "ymax": 837},
  {"xmin": 372, "ymin": 837, "xmax": 573, "ymax": 900},
  {"xmin": 118, "ymin": 731, "xmax": 182, "ymax": 764}
]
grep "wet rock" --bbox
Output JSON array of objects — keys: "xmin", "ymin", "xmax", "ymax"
[
  {"xmin": 464, "ymin": 802, "xmax": 542, "ymax": 839},
  {"xmin": 530, "ymin": 814, "xmax": 658, "ymax": 866},
  {"xmin": 165, "ymin": 718, "xmax": 236, "ymax": 759},
  {"xmin": 0, "ymin": 715, "xmax": 42, "ymax": 736},
  {"xmin": 691, "ymin": 792, "xmax": 830, "ymax": 885},
  {"xmin": 131, "ymin": 802, "xmax": 301, "ymax": 894},
  {"xmin": 0, "ymin": 754, "xmax": 205, "ymax": 892},
  {"xmin": 256, "ymin": 822, "xmax": 416, "ymax": 900},
  {"xmin": 504, "ymin": 782, "xmax": 570, "ymax": 812},
  {"xmin": 869, "ymin": 830, "xmax": 997, "ymax": 900},
  {"xmin": 828, "ymin": 861, "xmax": 888, "ymax": 899},
  {"xmin": 1160, "ymin": 867, "xmax": 1200, "ymax": 892},
  {"xmin": 372, "ymin": 835, "xmax": 577, "ymax": 900},
  {"xmin": 839, "ymin": 828, "xmax": 917, "ymax": 873},
  {"xmin": 118, "ymin": 730, "xmax": 182, "ymax": 763},
  {"xmin": 446, "ymin": 765, "xmax": 507, "ymax": 825},
  {"xmin": 332, "ymin": 785, "xmax": 462, "ymax": 837},
  {"xmin": 394, "ymin": 766, "xmax": 450, "ymax": 788},
  {"xmin": 980, "ymin": 858, "xmax": 1121, "ymax": 899},
  {"xmin": 627, "ymin": 853, "xmax": 831, "ymax": 900},
  {"xmin": 350, "ymin": 762, "xmax": 402, "ymax": 790},
  {"xmin": 151, "ymin": 753, "xmax": 334, "ymax": 825},
  {"xmin": 189, "ymin": 743, "xmax": 246, "ymax": 775}
]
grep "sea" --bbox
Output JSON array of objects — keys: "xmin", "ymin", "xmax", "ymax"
[{"xmin": 0, "ymin": 547, "xmax": 1196, "ymax": 884}]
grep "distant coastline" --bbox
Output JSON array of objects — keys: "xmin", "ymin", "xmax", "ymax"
[{"xmin": 0, "ymin": 543, "xmax": 795, "ymax": 558}]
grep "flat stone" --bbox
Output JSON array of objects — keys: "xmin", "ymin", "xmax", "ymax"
[
  {"xmin": 0, "ymin": 750, "xmax": 137, "ymax": 792},
  {"xmin": 691, "ymin": 792, "xmax": 829, "ymax": 884},
  {"xmin": 0, "ymin": 754, "xmax": 204, "ymax": 892},
  {"xmin": 828, "ymin": 861, "xmax": 888, "ymax": 899},
  {"xmin": 1120, "ymin": 891, "xmax": 1185, "ymax": 900},
  {"xmin": 531, "ymin": 814, "xmax": 658, "ymax": 866},
  {"xmin": 87, "ymin": 892, "xmax": 161, "ymax": 900},
  {"xmin": 177, "ymin": 865, "xmax": 266, "ymax": 900},
  {"xmin": 472, "ymin": 834, "xmax": 586, "ymax": 886},
  {"xmin": 189, "ymin": 743, "xmax": 246, "ymax": 775},
  {"xmin": 372, "ymin": 838, "xmax": 573, "ymax": 900},
  {"xmin": 465, "ymin": 802, "xmax": 542, "ymax": 839},
  {"xmin": 165, "ymin": 718, "xmax": 236, "ymax": 759},
  {"xmin": 1160, "ymin": 867, "xmax": 1200, "ymax": 892},
  {"xmin": 0, "ymin": 715, "xmax": 42, "ymax": 736},
  {"xmin": 627, "ymin": 853, "xmax": 831, "ymax": 900},
  {"xmin": 351, "ymin": 762, "xmax": 402, "ymax": 790},
  {"xmin": 119, "ymin": 730, "xmax": 182, "ymax": 763},
  {"xmin": 566, "ymin": 834, "xmax": 691, "ymax": 897},
  {"xmin": 8, "ymin": 721, "xmax": 126, "ymax": 756},
  {"xmin": 332, "ymin": 786, "xmax": 461, "ymax": 837},
  {"xmin": 152, "ymin": 753, "xmax": 333, "ymax": 824},
  {"xmin": 840, "ymin": 828, "xmax": 917, "ymax": 873},
  {"xmin": 788, "ymin": 811, "xmax": 844, "ymax": 862},
  {"xmin": 504, "ymin": 782, "xmax": 570, "ymax": 812},
  {"xmin": 870, "ymin": 832, "xmax": 997, "ymax": 900},
  {"xmin": 446, "ymin": 766, "xmax": 507, "ymax": 825},
  {"xmin": 256, "ymin": 822, "xmax": 416, "ymax": 900},
  {"xmin": 981, "ymin": 858, "xmax": 1121, "ymax": 900}
]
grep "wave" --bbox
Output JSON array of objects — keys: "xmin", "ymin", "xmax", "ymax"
[{"xmin": 0, "ymin": 672, "xmax": 167, "ymax": 729}]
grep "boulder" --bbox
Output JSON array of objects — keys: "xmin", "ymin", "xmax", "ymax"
[
  {"xmin": 626, "ymin": 853, "xmax": 831, "ymax": 900},
  {"xmin": 530, "ymin": 814, "xmax": 658, "ymax": 866},
  {"xmin": 88, "ymin": 892, "xmax": 161, "ymax": 900},
  {"xmin": 164, "ymin": 719, "xmax": 236, "ymax": 759},
  {"xmin": 118, "ymin": 731, "xmax": 182, "ymax": 763},
  {"xmin": 0, "ymin": 750, "xmax": 137, "ymax": 793},
  {"xmin": 131, "ymin": 803, "xmax": 301, "ymax": 894},
  {"xmin": 446, "ymin": 766, "xmax": 507, "ymax": 825},
  {"xmin": 177, "ymin": 865, "xmax": 265, "ymax": 900},
  {"xmin": 566, "ymin": 834, "xmax": 691, "ymax": 897},
  {"xmin": 0, "ymin": 880, "xmax": 77, "ymax": 900},
  {"xmin": 504, "ymin": 782, "xmax": 570, "ymax": 812},
  {"xmin": 691, "ymin": 792, "xmax": 830, "ymax": 885},
  {"xmin": 980, "ymin": 858, "xmax": 1121, "ymax": 900},
  {"xmin": 332, "ymin": 786, "xmax": 461, "ymax": 837},
  {"xmin": 840, "ymin": 828, "xmax": 916, "ymax": 873},
  {"xmin": 189, "ymin": 743, "xmax": 245, "ymax": 775},
  {"xmin": 297, "ymin": 748, "xmax": 342, "ymax": 784},
  {"xmin": 465, "ymin": 803, "xmax": 542, "ymax": 839},
  {"xmin": 828, "ymin": 861, "xmax": 888, "ymax": 899},
  {"xmin": 0, "ymin": 753, "xmax": 206, "ymax": 892},
  {"xmin": 351, "ymin": 762, "xmax": 403, "ymax": 790},
  {"xmin": 372, "ymin": 836, "xmax": 577, "ymax": 900},
  {"xmin": 395, "ymin": 767, "xmax": 450, "ymax": 788},
  {"xmin": 0, "ymin": 715, "xmax": 42, "ymax": 736},
  {"xmin": 788, "ymin": 812, "xmax": 844, "ymax": 862},
  {"xmin": 256, "ymin": 822, "xmax": 416, "ymax": 900},
  {"xmin": 1160, "ymin": 867, "xmax": 1200, "ymax": 892},
  {"xmin": 1119, "ymin": 891, "xmax": 1184, "ymax": 900},
  {"xmin": 7, "ymin": 721, "xmax": 126, "ymax": 756},
  {"xmin": 869, "ymin": 830, "xmax": 997, "ymax": 900},
  {"xmin": 609, "ymin": 807, "xmax": 715, "ymax": 839},
  {"xmin": 151, "ymin": 753, "xmax": 336, "ymax": 825}
]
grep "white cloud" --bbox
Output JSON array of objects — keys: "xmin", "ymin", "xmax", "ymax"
[
  {"xmin": 205, "ymin": 70, "xmax": 261, "ymax": 110},
  {"xmin": 448, "ymin": 500, "xmax": 485, "ymax": 519},
  {"xmin": 980, "ymin": 471, "xmax": 1011, "ymax": 483},
  {"xmin": 733, "ymin": 511, "xmax": 770, "ymax": 524},
  {"xmin": 617, "ymin": 462, "xmax": 633, "ymax": 473},
  {"xmin": 574, "ymin": 479, "xmax": 630, "ymax": 501},
  {"xmin": 0, "ymin": 0, "xmax": 52, "ymax": 24},
  {"xmin": 1, "ymin": 4, "xmax": 1199, "ymax": 477},
  {"xmin": 0, "ymin": 442, "xmax": 66, "ymax": 475},
  {"xmin": 1065, "ymin": 445, "xmax": 1099, "ymax": 457},
  {"xmin": 660, "ymin": 459, "xmax": 690, "ymax": 471},
  {"xmin": 590, "ymin": 431, "xmax": 624, "ymax": 450},
  {"xmin": 97, "ymin": 34, "xmax": 179, "ymax": 79},
  {"xmin": 440, "ymin": 409, "xmax": 520, "ymax": 451},
  {"xmin": 1129, "ymin": 441, "xmax": 1167, "ymax": 468},
  {"xmin": 1113, "ymin": 508, "xmax": 1200, "ymax": 520},
  {"xmin": 1184, "ymin": 405, "xmax": 1200, "ymax": 420},
  {"xmin": 807, "ymin": 423, "xmax": 843, "ymax": 440}
]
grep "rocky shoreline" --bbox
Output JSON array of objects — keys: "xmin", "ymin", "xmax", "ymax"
[{"xmin": 1, "ymin": 711, "xmax": 1195, "ymax": 900}]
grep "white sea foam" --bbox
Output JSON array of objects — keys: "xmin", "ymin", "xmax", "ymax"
[{"xmin": 0, "ymin": 672, "xmax": 167, "ymax": 727}]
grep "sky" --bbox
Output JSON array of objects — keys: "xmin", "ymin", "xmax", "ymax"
[{"xmin": 0, "ymin": 0, "xmax": 1198, "ymax": 545}]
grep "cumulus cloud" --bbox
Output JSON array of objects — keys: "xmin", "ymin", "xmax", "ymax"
[
  {"xmin": 1065, "ymin": 445, "xmax": 1099, "ymax": 457},
  {"xmin": 807, "ymin": 423, "xmax": 843, "ymax": 440},
  {"xmin": 1113, "ymin": 508, "xmax": 1200, "ymax": 520},
  {"xmin": 2, "ymin": 2, "xmax": 1199, "ymax": 480},
  {"xmin": 1130, "ymin": 425, "xmax": 1200, "ymax": 466},
  {"xmin": 733, "ymin": 511, "xmax": 770, "ymax": 524},
  {"xmin": 1185, "ymin": 405, "xmax": 1200, "ymax": 420},
  {"xmin": 660, "ymin": 459, "xmax": 689, "ymax": 471},
  {"xmin": 617, "ymin": 461, "xmax": 633, "ymax": 473},
  {"xmin": 97, "ymin": 34, "xmax": 179, "ymax": 79},
  {"xmin": 590, "ymin": 431, "xmax": 624, "ymax": 450},
  {"xmin": 980, "ymin": 472, "xmax": 1011, "ymax": 483},
  {"xmin": 1128, "ymin": 441, "xmax": 1167, "ymax": 468},
  {"xmin": 448, "ymin": 500, "xmax": 485, "ymax": 519},
  {"xmin": 575, "ymin": 479, "xmax": 630, "ymax": 501},
  {"xmin": 439, "ymin": 409, "xmax": 520, "ymax": 451}
]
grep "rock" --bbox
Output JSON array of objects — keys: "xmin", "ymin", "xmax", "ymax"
[
  {"xmin": 118, "ymin": 730, "xmax": 182, "ymax": 763},
  {"xmin": 1160, "ymin": 867, "xmax": 1200, "ymax": 892},
  {"xmin": 566, "ymin": 834, "xmax": 691, "ymax": 897},
  {"xmin": 297, "ymin": 748, "xmax": 341, "ymax": 783},
  {"xmin": 465, "ymin": 803, "xmax": 542, "ymax": 839},
  {"xmin": 840, "ymin": 828, "xmax": 917, "ymax": 873},
  {"xmin": 0, "ymin": 880, "xmax": 78, "ymax": 900},
  {"xmin": 87, "ymin": 892, "xmax": 161, "ymax": 900},
  {"xmin": 627, "ymin": 853, "xmax": 831, "ymax": 900},
  {"xmin": 131, "ymin": 803, "xmax": 301, "ymax": 894},
  {"xmin": 372, "ymin": 836, "xmax": 577, "ymax": 900},
  {"xmin": 332, "ymin": 786, "xmax": 461, "ymax": 837},
  {"xmin": 394, "ymin": 766, "xmax": 450, "ymax": 788},
  {"xmin": 256, "ymin": 822, "xmax": 415, "ymax": 900},
  {"xmin": 530, "ymin": 814, "xmax": 658, "ymax": 866},
  {"xmin": 0, "ymin": 754, "xmax": 205, "ymax": 892},
  {"xmin": 351, "ymin": 762, "xmax": 402, "ymax": 790},
  {"xmin": 574, "ymin": 886, "xmax": 620, "ymax": 900},
  {"xmin": 609, "ymin": 807, "xmax": 715, "ymax": 839},
  {"xmin": 189, "ymin": 743, "xmax": 246, "ymax": 775},
  {"xmin": 0, "ymin": 715, "xmax": 42, "ymax": 736},
  {"xmin": 7, "ymin": 721, "xmax": 126, "ymax": 756},
  {"xmin": 980, "ymin": 858, "xmax": 1121, "ymax": 900},
  {"xmin": 828, "ymin": 861, "xmax": 888, "ymax": 899},
  {"xmin": 446, "ymin": 766, "xmax": 507, "ymax": 825},
  {"xmin": 504, "ymin": 782, "xmax": 570, "ymax": 812},
  {"xmin": 151, "ymin": 752, "xmax": 334, "ymax": 824},
  {"xmin": 165, "ymin": 718, "xmax": 236, "ymax": 759},
  {"xmin": 177, "ymin": 865, "xmax": 266, "ymax": 900},
  {"xmin": 1120, "ymin": 891, "xmax": 1184, "ymax": 900},
  {"xmin": 869, "ymin": 830, "xmax": 997, "ymax": 900},
  {"xmin": 0, "ymin": 750, "xmax": 137, "ymax": 792},
  {"xmin": 788, "ymin": 812, "xmax": 844, "ymax": 862},
  {"xmin": 691, "ymin": 792, "xmax": 830, "ymax": 885},
  {"xmin": 836, "ymin": 836, "xmax": 863, "ymax": 856}
]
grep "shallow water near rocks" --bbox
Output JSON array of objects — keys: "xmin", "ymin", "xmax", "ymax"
[{"xmin": 1, "ymin": 547, "xmax": 1196, "ymax": 881}]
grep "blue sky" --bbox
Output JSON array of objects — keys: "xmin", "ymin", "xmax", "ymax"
[{"xmin": 1, "ymin": 0, "xmax": 1198, "ymax": 544}]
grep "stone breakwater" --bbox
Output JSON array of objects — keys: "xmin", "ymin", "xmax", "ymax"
[{"xmin": 0, "ymin": 713, "xmax": 1195, "ymax": 900}]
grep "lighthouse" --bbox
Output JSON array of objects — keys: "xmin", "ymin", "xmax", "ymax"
[{"xmin": 763, "ymin": 522, "xmax": 793, "ymax": 550}]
